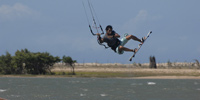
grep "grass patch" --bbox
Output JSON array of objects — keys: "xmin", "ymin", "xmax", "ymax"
[
  {"xmin": 51, "ymin": 70, "xmax": 200, "ymax": 78},
  {"xmin": 51, "ymin": 71, "xmax": 130, "ymax": 78},
  {"xmin": 1, "ymin": 69, "xmax": 200, "ymax": 78},
  {"xmin": 75, "ymin": 72, "xmax": 129, "ymax": 78}
]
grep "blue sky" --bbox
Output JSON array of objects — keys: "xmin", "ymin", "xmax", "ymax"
[{"xmin": 0, "ymin": 0, "xmax": 199, "ymax": 64}]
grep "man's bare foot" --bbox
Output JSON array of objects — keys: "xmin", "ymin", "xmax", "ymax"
[
  {"xmin": 141, "ymin": 37, "xmax": 146, "ymax": 43},
  {"xmin": 132, "ymin": 48, "xmax": 138, "ymax": 53}
]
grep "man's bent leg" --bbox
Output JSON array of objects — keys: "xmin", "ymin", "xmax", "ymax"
[
  {"xmin": 116, "ymin": 46, "xmax": 134, "ymax": 54},
  {"xmin": 118, "ymin": 46, "xmax": 134, "ymax": 52},
  {"xmin": 126, "ymin": 35, "xmax": 142, "ymax": 43}
]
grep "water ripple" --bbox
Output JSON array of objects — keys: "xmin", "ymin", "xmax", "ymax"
[{"xmin": 0, "ymin": 89, "xmax": 7, "ymax": 92}]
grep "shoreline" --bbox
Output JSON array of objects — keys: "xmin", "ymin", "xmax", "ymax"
[
  {"xmin": 1, "ymin": 68, "xmax": 200, "ymax": 79},
  {"xmin": 1, "ymin": 75, "xmax": 200, "ymax": 79}
]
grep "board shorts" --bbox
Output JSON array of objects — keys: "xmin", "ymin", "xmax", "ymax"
[{"xmin": 116, "ymin": 35, "xmax": 129, "ymax": 54}]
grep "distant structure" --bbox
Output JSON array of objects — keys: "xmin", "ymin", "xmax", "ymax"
[{"xmin": 149, "ymin": 56, "xmax": 157, "ymax": 69}]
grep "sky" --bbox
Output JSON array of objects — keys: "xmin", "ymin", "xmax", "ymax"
[{"xmin": 0, "ymin": 0, "xmax": 200, "ymax": 64}]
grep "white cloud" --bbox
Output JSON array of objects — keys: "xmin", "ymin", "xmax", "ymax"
[
  {"xmin": 0, "ymin": 3, "xmax": 39, "ymax": 20},
  {"xmin": 122, "ymin": 10, "xmax": 162, "ymax": 32},
  {"xmin": 122, "ymin": 10, "xmax": 148, "ymax": 31},
  {"xmin": 134, "ymin": 10, "xmax": 148, "ymax": 22}
]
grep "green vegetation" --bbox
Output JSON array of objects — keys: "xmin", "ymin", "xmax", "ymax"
[
  {"xmin": 0, "ymin": 49, "xmax": 61, "ymax": 75},
  {"xmin": 62, "ymin": 56, "xmax": 77, "ymax": 75},
  {"xmin": 1, "ymin": 50, "xmax": 199, "ymax": 78}
]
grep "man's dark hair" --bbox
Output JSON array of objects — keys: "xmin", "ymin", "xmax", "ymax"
[{"xmin": 105, "ymin": 25, "xmax": 113, "ymax": 31}]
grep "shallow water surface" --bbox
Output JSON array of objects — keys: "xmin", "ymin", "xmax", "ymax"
[{"xmin": 0, "ymin": 77, "xmax": 200, "ymax": 100}]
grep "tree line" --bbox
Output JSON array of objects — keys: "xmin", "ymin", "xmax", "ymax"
[{"xmin": 0, "ymin": 49, "xmax": 76, "ymax": 75}]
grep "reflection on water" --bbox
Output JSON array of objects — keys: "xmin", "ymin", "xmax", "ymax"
[{"xmin": 0, "ymin": 77, "xmax": 200, "ymax": 100}]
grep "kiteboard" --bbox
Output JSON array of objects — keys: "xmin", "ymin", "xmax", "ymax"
[{"xmin": 129, "ymin": 31, "xmax": 152, "ymax": 61}]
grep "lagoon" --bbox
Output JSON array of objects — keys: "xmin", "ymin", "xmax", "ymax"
[{"xmin": 0, "ymin": 77, "xmax": 200, "ymax": 100}]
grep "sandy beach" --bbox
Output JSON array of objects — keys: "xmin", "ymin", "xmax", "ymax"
[
  {"xmin": 50, "ymin": 66, "xmax": 200, "ymax": 79},
  {"xmin": 1, "ymin": 63, "xmax": 200, "ymax": 79}
]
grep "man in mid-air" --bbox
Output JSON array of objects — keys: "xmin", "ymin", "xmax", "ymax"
[{"xmin": 96, "ymin": 25, "xmax": 145, "ymax": 54}]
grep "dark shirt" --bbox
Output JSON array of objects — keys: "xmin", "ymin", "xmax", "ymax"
[{"xmin": 102, "ymin": 31, "xmax": 120, "ymax": 52}]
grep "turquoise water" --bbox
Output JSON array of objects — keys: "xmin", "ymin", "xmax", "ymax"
[{"xmin": 0, "ymin": 77, "xmax": 200, "ymax": 100}]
